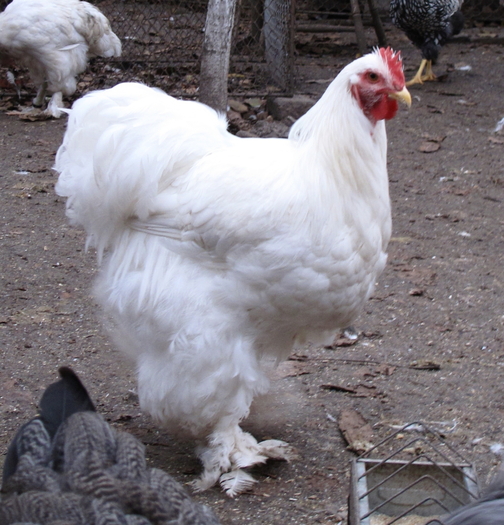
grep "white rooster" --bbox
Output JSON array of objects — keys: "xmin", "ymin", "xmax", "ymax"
[
  {"xmin": 0, "ymin": 0, "xmax": 121, "ymax": 118},
  {"xmin": 55, "ymin": 48, "xmax": 411, "ymax": 496}
]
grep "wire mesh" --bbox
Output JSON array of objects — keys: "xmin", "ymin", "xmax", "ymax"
[
  {"xmin": 0, "ymin": 0, "xmax": 501, "ymax": 99},
  {"xmin": 97, "ymin": 0, "xmax": 499, "ymax": 94},
  {"xmin": 94, "ymin": 0, "xmax": 295, "ymax": 96},
  {"xmin": 93, "ymin": 0, "xmax": 206, "ymax": 97},
  {"xmin": 462, "ymin": 0, "xmax": 504, "ymax": 24}
]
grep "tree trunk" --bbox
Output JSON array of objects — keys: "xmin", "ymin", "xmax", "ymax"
[{"xmin": 199, "ymin": 0, "xmax": 239, "ymax": 112}]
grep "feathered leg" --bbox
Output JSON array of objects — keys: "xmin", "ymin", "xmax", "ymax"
[
  {"xmin": 44, "ymin": 92, "xmax": 65, "ymax": 118},
  {"xmin": 193, "ymin": 424, "xmax": 297, "ymax": 497},
  {"xmin": 6, "ymin": 71, "xmax": 20, "ymax": 100},
  {"xmin": 32, "ymin": 81, "xmax": 47, "ymax": 107}
]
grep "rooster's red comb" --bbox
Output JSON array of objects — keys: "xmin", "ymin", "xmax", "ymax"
[{"xmin": 378, "ymin": 47, "xmax": 405, "ymax": 87}]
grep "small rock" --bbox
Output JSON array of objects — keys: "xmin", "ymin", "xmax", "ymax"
[
  {"xmin": 418, "ymin": 141, "xmax": 441, "ymax": 153},
  {"xmin": 226, "ymin": 109, "xmax": 242, "ymax": 123},
  {"xmin": 244, "ymin": 97, "xmax": 264, "ymax": 109},
  {"xmin": 236, "ymin": 130, "xmax": 257, "ymax": 138},
  {"xmin": 228, "ymin": 99, "xmax": 248, "ymax": 114},
  {"xmin": 266, "ymin": 95, "xmax": 315, "ymax": 122}
]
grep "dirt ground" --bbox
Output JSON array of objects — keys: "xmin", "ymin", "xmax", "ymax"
[{"xmin": 1, "ymin": 24, "xmax": 504, "ymax": 525}]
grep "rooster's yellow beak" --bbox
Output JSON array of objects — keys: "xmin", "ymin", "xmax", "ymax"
[{"xmin": 389, "ymin": 86, "xmax": 412, "ymax": 107}]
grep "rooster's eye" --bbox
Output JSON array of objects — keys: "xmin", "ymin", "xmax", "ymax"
[{"xmin": 367, "ymin": 72, "xmax": 380, "ymax": 83}]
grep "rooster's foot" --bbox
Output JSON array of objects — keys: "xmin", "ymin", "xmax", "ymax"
[
  {"xmin": 192, "ymin": 427, "xmax": 298, "ymax": 496},
  {"xmin": 406, "ymin": 59, "xmax": 436, "ymax": 86},
  {"xmin": 43, "ymin": 92, "xmax": 65, "ymax": 119}
]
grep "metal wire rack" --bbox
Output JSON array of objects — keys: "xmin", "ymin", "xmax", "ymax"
[{"xmin": 349, "ymin": 422, "xmax": 480, "ymax": 525}]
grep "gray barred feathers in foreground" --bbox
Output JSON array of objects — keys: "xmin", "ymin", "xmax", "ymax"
[
  {"xmin": 0, "ymin": 368, "xmax": 221, "ymax": 525},
  {"xmin": 441, "ymin": 470, "xmax": 504, "ymax": 525}
]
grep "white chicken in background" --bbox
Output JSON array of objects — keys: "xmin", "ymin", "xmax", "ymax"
[
  {"xmin": 0, "ymin": 0, "xmax": 121, "ymax": 118},
  {"xmin": 55, "ymin": 48, "xmax": 411, "ymax": 496}
]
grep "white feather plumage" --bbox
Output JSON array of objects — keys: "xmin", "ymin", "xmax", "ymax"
[
  {"xmin": 0, "ymin": 0, "xmax": 121, "ymax": 117},
  {"xmin": 219, "ymin": 470, "xmax": 257, "ymax": 498},
  {"xmin": 55, "ymin": 49, "xmax": 407, "ymax": 493}
]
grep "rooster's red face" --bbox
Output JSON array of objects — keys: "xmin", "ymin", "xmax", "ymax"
[{"xmin": 351, "ymin": 47, "xmax": 411, "ymax": 123}]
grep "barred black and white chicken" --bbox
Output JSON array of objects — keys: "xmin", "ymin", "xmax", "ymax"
[
  {"xmin": 389, "ymin": 0, "xmax": 464, "ymax": 86},
  {"xmin": 1, "ymin": 367, "xmax": 221, "ymax": 525},
  {"xmin": 441, "ymin": 468, "xmax": 504, "ymax": 525},
  {"xmin": 0, "ymin": 0, "xmax": 121, "ymax": 118}
]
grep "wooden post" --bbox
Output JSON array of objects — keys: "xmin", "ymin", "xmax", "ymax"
[
  {"xmin": 350, "ymin": 0, "xmax": 367, "ymax": 55},
  {"xmin": 367, "ymin": 0, "xmax": 387, "ymax": 47}
]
